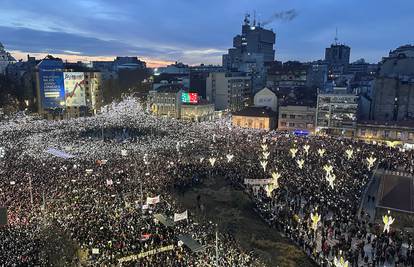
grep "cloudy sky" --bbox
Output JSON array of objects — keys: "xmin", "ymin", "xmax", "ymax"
[{"xmin": 1, "ymin": 0, "xmax": 413, "ymax": 67}]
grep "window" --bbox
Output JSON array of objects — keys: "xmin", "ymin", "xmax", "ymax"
[
  {"xmin": 290, "ymin": 115, "xmax": 295, "ymax": 119},
  {"xmin": 281, "ymin": 122, "xmax": 287, "ymax": 126},
  {"xmin": 281, "ymin": 114, "xmax": 287, "ymax": 118},
  {"xmin": 289, "ymin": 122, "xmax": 295, "ymax": 127},
  {"xmin": 384, "ymin": 130, "xmax": 390, "ymax": 138},
  {"xmin": 396, "ymin": 131, "xmax": 402, "ymax": 139}
]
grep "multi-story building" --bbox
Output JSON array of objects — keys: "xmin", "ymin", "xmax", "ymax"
[
  {"xmin": 36, "ymin": 56, "xmax": 103, "ymax": 119},
  {"xmin": 189, "ymin": 65, "xmax": 224, "ymax": 99},
  {"xmin": 154, "ymin": 62, "xmax": 189, "ymax": 76},
  {"xmin": 148, "ymin": 84, "xmax": 183, "ymax": 119},
  {"xmin": 267, "ymin": 61, "xmax": 308, "ymax": 88},
  {"xmin": 0, "ymin": 42, "xmax": 16, "ymax": 75},
  {"xmin": 325, "ymin": 42, "xmax": 351, "ymax": 75},
  {"xmin": 181, "ymin": 101, "xmax": 215, "ymax": 122},
  {"xmin": 232, "ymin": 106, "xmax": 277, "ymax": 130},
  {"xmin": 315, "ymin": 87, "xmax": 359, "ymax": 136},
  {"xmin": 222, "ymin": 14, "xmax": 275, "ymax": 92},
  {"xmin": 278, "ymin": 105, "xmax": 316, "ymax": 133},
  {"xmin": 253, "ymin": 87, "xmax": 277, "ymax": 112},
  {"xmin": 356, "ymin": 121, "xmax": 414, "ymax": 146},
  {"xmin": 306, "ymin": 63, "xmax": 328, "ymax": 90},
  {"xmin": 372, "ymin": 45, "xmax": 414, "ymax": 121},
  {"xmin": 206, "ymin": 72, "xmax": 252, "ymax": 111}
]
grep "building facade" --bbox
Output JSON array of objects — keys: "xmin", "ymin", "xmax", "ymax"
[
  {"xmin": 206, "ymin": 72, "xmax": 252, "ymax": 111},
  {"xmin": 0, "ymin": 43, "xmax": 16, "ymax": 75},
  {"xmin": 181, "ymin": 102, "xmax": 215, "ymax": 122},
  {"xmin": 325, "ymin": 43, "xmax": 351, "ymax": 75},
  {"xmin": 356, "ymin": 121, "xmax": 414, "ymax": 146},
  {"xmin": 148, "ymin": 85, "xmax": 183, "ymax": 119},
  {"xmin": 278, "ymin": 105, "xmax": 316, "ymax": 132},
  {"xmin": 372, "ymin": 45, "xmax": 414, "ymax": 121},
  {"xmin": 253, "ymin": 87, "xmax": 277, "ymax": 111},
  {"xmin": 232, "ymin": 106, "xmax": 277, "ymax": 130},
  {"xmin": 315, "ymin": 88, "xmax": 358, "ymax": 136}
]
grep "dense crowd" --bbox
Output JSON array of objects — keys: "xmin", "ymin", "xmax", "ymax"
[{"xmin": 0, "ymin": 98, "xmax": 413, "ymax": 266}]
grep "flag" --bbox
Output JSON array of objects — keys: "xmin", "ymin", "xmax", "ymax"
[
  {"xmin": 140, "ymin": 233, "xmax": 152, "ymax": 241},
  {"xmin": 106, "ymin": 179, "xmax": 113, "ymax": 186},
  {"xmin": 174, "ymin": 210, "xmax": 188, "ymax": 222},
  {"xmin": 146, "ymin": 195, "xmax": 160, "ymax": 205}
]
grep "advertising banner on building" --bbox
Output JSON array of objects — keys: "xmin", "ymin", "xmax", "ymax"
[
  {"xmin": 181, "ymin": 92, "xmax": 198, "ymax": 104},
  {"xmin": 64, "ymin": 72, "xmax": 86, "ymax": 106},
  {"xmin": 39, "ymin": 69, "xmax": 65, "ymax": 108}
]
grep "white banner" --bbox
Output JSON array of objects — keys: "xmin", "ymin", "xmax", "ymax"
[
  {"xmin": 146, "ymin": 195, "xmax": 160, "ymax": 205},
  {"xmin": 174, "ymin": 210, "xmax": 188, "ymax": 222},
  {"xmin": 244, "ymin": 179, "xmax": 272, "ymax": 185}
]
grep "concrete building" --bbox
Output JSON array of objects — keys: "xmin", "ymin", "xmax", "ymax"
[
  {"xmin": 0, "ymin": 43, "xmax": 16, "ymax": 75},
  {"xmin": 206, "ymin": 72, "xmax": 252, "ymax": 111},
  {"xmin": 315, "ymin": 87, "xmax": 359, "ymax": 136},
  {"xmin": 267, "ymin": 61, "xmax": 308, "ymax": 88},
  {"xmin": 278, "ymin": 105, "xmax": 316, "ymax": 133},
  {"xmin": 232, "ymin": 106, "xmax": 277, "ymax": 130},
  {"xmin": 325, "ymin": 43, "xmax": 351, "ymax": 75},
  {"xmin": 372, "ymin": 45, "xmax": 414, "ymax": 121},
  {"xmin": 181, "ymin": 101, "xmax": 215, "ymax": 122},
  {"xmin": 222, "ymin": 14, "xmax": 275, "ymax": 92},
  {"xmin": 148, "ymin": 84, "xmax": 183, "ymax": 119},
  {"xmin": 306, "ymin": 63, "xmax": 328, "ymax": 90},
  {"xmin": 36, "ymin": 56, "xmax": 103, "ymax": 119},
  {"xmin": 154, "ymin": 62, "xmax": 189, "ymax": 75},
  {"xmin": 253, "ymin": 87, "xmax": 277, "ymax": 111},
  {"xmin": 356, "ymin": 121, "xmax": 414, "ymax": 146},
  {"xmin": 92, "ymin": 57, "xmax": 146, "ymax": 80},
  {"xmin": 189, "ymin": 65, "xmax": 224, "ymax": 99}
]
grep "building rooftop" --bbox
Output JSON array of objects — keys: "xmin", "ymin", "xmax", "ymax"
[
  {"xmin": 232, "ymin": 106, "xmax": 276, "ymax": 117},
  {"xmin": 155, "ymin": 84, "xmax": 185, "ymax": 93}
]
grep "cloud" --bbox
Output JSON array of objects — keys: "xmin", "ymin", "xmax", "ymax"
[{"xmin": 262, "ymin": 9, "xmax": 298, "ymax": 26}]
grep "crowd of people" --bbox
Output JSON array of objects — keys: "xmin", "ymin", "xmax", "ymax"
[{"xmin": 0, "ymin": 97, "xmax": 413, "ymax": 266}]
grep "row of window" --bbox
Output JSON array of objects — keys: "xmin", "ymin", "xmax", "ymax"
[{"xmin": 280, "ymin": 114, "xmax": 314, "ymax": 120}]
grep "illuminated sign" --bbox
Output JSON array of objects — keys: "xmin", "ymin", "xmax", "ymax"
[
  {"xmin": 181, "ymin": 92, "xmax": 198, "ymax": 104},
  {"xmin": 64, "ymin": 72, "xmax": 86, "ymax": 106}
]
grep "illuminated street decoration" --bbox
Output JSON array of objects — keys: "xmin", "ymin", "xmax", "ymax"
[
  {"xmin": 326, "ymin": 173, "xmax": 336, "ymax": 189},
  {"xmin": 271, "ymin": 171, "xmax": 281, "ymax": 190},
  {"xmin": 303, "ymin": 144, "xmax": 310, "ymax": 155},
  {"xmin": 0, "ymin": 147, "xmax": 5, "ymax": 158},
  {"xmin": 345, "ymin": 149, "xmax": 353, "ymax": 160},
  {"xmin": 382, "ymin": 210, "xmax": 395, "ymax": 233},
  {"xmin": 310, "ymin": 212, "xmax": 321, "ymax": 232},
  {"xmin": 317, "ymin": 148, "xmax": 326, "ymax": 157},
  {"xmin": 323, "ymin": 164, "xmax": 333, "ymax": 176},
  {"xmin": 209, "ymin": 157, "xmax": 216, "ymax": 167},
  {"xmin": 334, "ymin": 252, "xmax": 349, "ymax": 267},
  {"xmin": 226, "ymin": 154, "xmax": 234, "ymax": 163},
  {"xmin": 261, "ymin": 144, "xmax": 268, "ymax": 151},
  {"xmin": 265, "ymin": 183, "xmax": 275, "ymax": 197},
  {"xmin": 366, "ymin": 156, "xmax": 377, "ymax": 170},
  {"xmin": 262, "ymin": 151, "xmax": 270, "ymax": 160},
  {"xmin": 260, "ymin": 160, "xmax": 268, "ymax": 172},
  {"xmin": 297, "ymin": 159, "xmax": 304, "ymax": 169},
  {"xmin": 290, "ymin": 148, "xmax": 298, "ymax": 158},
  {"xmin": 199, "ymin": 157, "xmax": 205, "ymax": 163}
]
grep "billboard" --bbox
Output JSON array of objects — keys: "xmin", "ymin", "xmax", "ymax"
[
  {"xmin": 39, "ymin": 69, "xmax": 65, "ymax": 108},
  {"xmin": 181, "ymin": 92, "xmax": 198, "ymax": 104},
  {"xmin": 64, "ymin": 72, "xmax": 86, "ymax": 106}
]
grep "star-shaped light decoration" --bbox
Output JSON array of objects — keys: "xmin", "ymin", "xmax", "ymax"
[
  {"xmin": 366, "ymin": 156, "xmax": 377, "ymax": 170},
  {"xmin": 297, "ymin": 159, "xmax": 305, "ymax": 169},
  {"xmin": 333, "ymin": 251, "xmax": 349, "ymax": 267},
  {"xmin": 382, "ymin": 210, "xmax": 395, "ymax": 233},
  {"xmin": 303, "ymin": 144, "xmax": 310, "ymax": 155},
  {"xmin": 261, "ymin": 144, "xmax": 268, "ymax": 151},
  {"xmin": 226, "ymin": 154, "xmax": 234, "ymax": 163},
  {"xmin": 345, "ymin": 149, "xmax": 353, "ymax": 160},
  {"xmin": 310, "ymin": 212, "xmax": 321, "ymax": 232},
  {"xmin": 262, "ymin": 151, "xmax": 270, "ymax": 160},
  {"xmin": 265, "ymin": 183, "xmax": 275, "ymax": 197},
  {"xmin": 317, "ymin": 148, "xmax": 326, "ymax": 157},
  {"xmin": 326, "ymin": 173, "xmax": 336, "ymax": 189},
  {"xmin": 260, "ymin": 160, "xmax": 268, "ymax": 172},
  {"xmin": 290, "ymin": 148, "xmax": 298, "ymax": 158},
  {"xmin": 323, "ymin": 164, "xmax": 333, "ymax": 176},
  {"xmin": 209, "ymin": 157, "xmax": 216, "ymax": 167},
  {"xmin": 200, "ymin": 157, "xmax": 205, "ymax": 163},
  {"xmin": 271, "ymin": 171, "xmax": 281, "ymax": 190}
]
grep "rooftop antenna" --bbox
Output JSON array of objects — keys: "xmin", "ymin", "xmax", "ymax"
[
  {"xmin": 253, "ymin": 10, "xmax": 257, "ymax": 26},
  {"xmin": 334, "ymin": 27, "xmax": 338, "ymax": 45},
  {"xmin": 244, "ymin": 13, "xmax": 250, "ymax": 25}
]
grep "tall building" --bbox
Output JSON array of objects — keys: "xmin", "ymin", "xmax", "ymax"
[
  {"xmin": 222, "ymin": 14, "xmax": 275, "ymax": 92},
  {"xmin": 372, "ymin": 45, "xmax": 414, "ymax": 121},
  {"xmin": 189, "ymin": 64, "xmax": 224, "ymax": 99},
  {"xmin": 325, "ymin": 37, "xmax": 351, "ymax": 75},
  {"xmin": 278, "ymin": 105, "xmax": 316, "ymax": 133},
  {"xmin": 0, "ymin": 42, "xmax": 16, "ymax": 75},
  {"xmin": 315, "ymin": 87, "xmax": 359, "ymax": 136},
  {"xmin": 206, "ymin": 72, "xmax": 252, "ymax": 111}
]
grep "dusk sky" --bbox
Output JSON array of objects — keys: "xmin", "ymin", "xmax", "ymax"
[{"xmin": 1, "ymin": 0, "xmax": 413, "ymax": 67}]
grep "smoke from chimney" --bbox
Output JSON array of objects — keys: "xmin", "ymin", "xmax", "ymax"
[{"xmin": 262, "ymin": 9, "xmax": 298, "ymax": 26}]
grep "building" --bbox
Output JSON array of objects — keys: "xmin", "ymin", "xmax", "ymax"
[
  {"xmin": 206, "ymin": 72, "xmax": 252, "ymax": 111},
  {"xmin": 148, "ymin": 84, "xmax": 183, "ymax": 119},
  {"xmin": 325, "ymin": 42, "xmax": 351, "ymax": 75},
  {"xmin": 92, "ymin": 56, "xmax": 146, "ymax": 80},
  {"xmin": 154, "ymin": 62, "xmax": 189, "ymax": 75},
  {"xmin": 278, "ymin": 105, "xmax": 316, "ymax": 133},
  {"xmin": 253, "ymin": 87, "xmax": 277, "ymax": 111},
  {"xmin": 372, "ymin": 45, "xmax": 414, "ymax": 121},
  {"xmin": 0, "ymin": 42, "xmax": 16, "ymax": 75},
  {"xmin": 181, "ymin": 101, "xmax": 215, "ymax": 122},
  {"xmin": 267, "ymin": 61, "xmax": 308, "ymax": 88},
  {"xmin": 232, "ymin": 106, "xmax": 277, "ymax": 130},
  {"xmin": 36, "ymin": 56, "xmax": 103, "ymax": 119},
  {"xmin": 189, "ymin": 65, "xmax": 224, "ymax": 99},
  {"xmin": 315, "ymin": 87, "xmax": 359, "ymax": 136},
  {"xmin": 356, "ymin": 121, "xmax": 414, "ymax": 146},
  {"xmin": 306, "ymin": 63, "xmax": 328, "ymax": 90},
  {"xmin": 347, "ymin": 59, "xmax": 378, "ymax": 75},
  {"xmin": 222, "ymin": 14, "xmax": 275, "ymax": 92}
]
